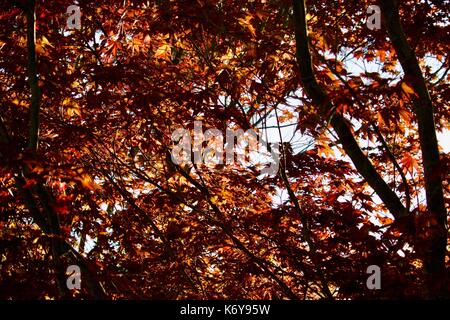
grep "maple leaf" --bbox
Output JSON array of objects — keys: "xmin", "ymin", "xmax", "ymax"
[
  {"xmin": 401, "ymin": 82, "xmax": 416, "ymax": 97},
  {"xmin": 238, "ymin": 15, "xmax": 256, "ymax": 37},
  {"xmin": 400, "ymin": 153, "xmax": 419, "ymax": 174},
  {"xmin": 77, "ymin": 174, "xmax": 100, "ymax": 191},
  {"xmin": 154, "ymin": 43, "xmax": 172, "ymax": 60}
]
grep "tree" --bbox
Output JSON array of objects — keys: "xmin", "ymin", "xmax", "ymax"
[{"xmin": 0, "ymin": 0, "xmax": 448, "ymax": 299}]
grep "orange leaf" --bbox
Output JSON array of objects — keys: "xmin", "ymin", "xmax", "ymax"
[
  {"xmin": 154, "ymin": 43, "xmax": 172, "ymax": 60},
  {"xmin": 238, "ymin": 15, "xmax": 256, "ymax": 37},
  {"xmin": 79, "ymin": 174, "xmax": 100, "ymax": 191},
  {"xmin": 401, "ymin": 82, "xmax": 415, "ymax": 96},
  {"xmin": 400, "ymin": 153, "xmax": 419, "ymax": 173}
]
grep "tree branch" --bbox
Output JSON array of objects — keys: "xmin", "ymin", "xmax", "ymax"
[
  {"xmin": 379, "ymin": 0, "xmax": 448, "ymax": 296},
  {"xmin": 291, "ymin": 0, "xmax": 407, "ymax": 219}
]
